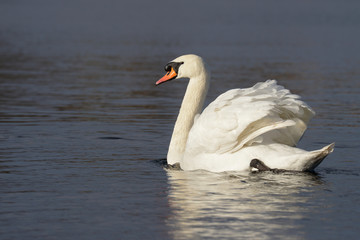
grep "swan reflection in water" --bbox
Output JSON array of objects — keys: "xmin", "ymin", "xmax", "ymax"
[{"xmin": 165, "ymin": 169, "xmax": 325, "ymax": 239}]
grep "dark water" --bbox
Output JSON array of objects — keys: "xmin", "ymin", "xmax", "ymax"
[{"xmin": 1, "ymin": 0, "xmax": 360, "ymax": 239}]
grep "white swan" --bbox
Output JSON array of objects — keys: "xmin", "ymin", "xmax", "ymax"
[{"xmin": 156, "ymin": 54, "xmax": 334, "ymax": 172}]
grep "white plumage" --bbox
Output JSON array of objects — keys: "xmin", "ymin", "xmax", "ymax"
[{"xmin": 156, "ymin": 54, "xmax": 334, "ymax": 172}]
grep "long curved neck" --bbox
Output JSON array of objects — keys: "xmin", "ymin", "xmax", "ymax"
[{"xmin": 167, "ymin": 71, "xmax": 210, "ymax": 164}]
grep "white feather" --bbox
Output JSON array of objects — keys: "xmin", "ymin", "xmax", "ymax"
[{"xmin": 159, "ymin": 55, "xmax": 334, "ymax": 172}]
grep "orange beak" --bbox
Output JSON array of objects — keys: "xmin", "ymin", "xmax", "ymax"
[{"xmin": 156, "ymin": 67, "xmax": 177, "ymax": 85}]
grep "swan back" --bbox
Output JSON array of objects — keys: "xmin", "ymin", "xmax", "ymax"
[{"xmin": 184, "ymin": 80, "xmax": 315, "ymax": 157}]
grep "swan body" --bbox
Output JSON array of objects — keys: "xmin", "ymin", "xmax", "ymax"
[{"xmin": 156, "ymin": 54, "xmax": 334, "ymax": 172}]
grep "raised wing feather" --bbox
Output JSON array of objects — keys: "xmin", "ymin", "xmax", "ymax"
[{"xmin": 184, "ymin": 80, "xmax": 315, "ymax": 156}]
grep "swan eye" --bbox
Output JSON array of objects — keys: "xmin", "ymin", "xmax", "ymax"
[
  {"xmin": 164, "ymin": 64, "xmax": 172, "ymax": 72},
  {"xmin": 164, "ymin": 61, "xmax": 184, "ymax": 73}
]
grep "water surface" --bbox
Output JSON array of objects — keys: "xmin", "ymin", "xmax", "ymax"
[{"xmin": 1, "ymin": 0, "xmax": 360, "ymax": 239}]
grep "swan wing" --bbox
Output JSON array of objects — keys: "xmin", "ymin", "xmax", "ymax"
[{"xmin": 185, "ymin": 80, "xmax": 315, "ymax": 156}]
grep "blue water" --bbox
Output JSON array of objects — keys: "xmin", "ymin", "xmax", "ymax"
[{"xmin": 1, "ymin": 0, "xmax": 360, "ymax": 239}]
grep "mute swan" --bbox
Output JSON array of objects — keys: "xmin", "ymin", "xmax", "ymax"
[{"xmin": 156, "ymin": 54, "xmax": 334, "ymax": 172}]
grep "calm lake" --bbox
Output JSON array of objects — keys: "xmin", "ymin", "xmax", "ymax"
[{"xmin": 1, "ymin": 0, "xmax": 360, "ymax": 239}]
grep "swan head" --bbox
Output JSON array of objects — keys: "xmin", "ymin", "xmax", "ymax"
[{"xmin": 156, "ymin": 54, "xmax": 207, "ymax": 85}]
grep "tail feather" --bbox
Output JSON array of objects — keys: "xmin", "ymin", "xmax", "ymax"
[{"xmin": 303, "ymin": 143, "xmax": 335, "ymax": 171}]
